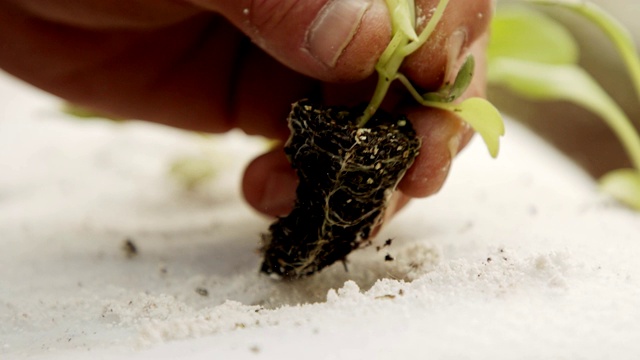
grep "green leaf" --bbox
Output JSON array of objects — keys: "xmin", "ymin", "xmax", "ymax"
[
  {"xmin": 489, "ymin": 6, "xmax": 579, "ymax": 65},
  {"xmin": 448, "ymin": 98, "xmax": 505, "ymax": 158},
  {"xmin": 489, "ymin": 2, "xmax": 640, "ymax": 212},
  {"xmin": 600, "ymin": 169, "xmax": 640, "ymax": 210},
  {"xmin": 488, "ymin": 58, "xmax": 640, "ymax": 170},
  {"xmin": 528, "ymin": 0, "xmax": 640, "ymax": 102},
  {"xmin": 424, "ymin": 55, "xmax": 475, "ymax": 103},
  {"xmin": 488, "ymin": 58, "xmax": 601, "ymax": 103}
]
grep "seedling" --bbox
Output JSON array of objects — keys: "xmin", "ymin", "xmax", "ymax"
[
  {"xmin": 260, "ymin": 0, "xmax": 504, "ymax": 279},
  {"xmin": 488, "ymin": 0, "xmax": 640, "ymax": 209},
  {"xmin": 358, "ymin": 0, "xmax": 504, "ymax": 157}
]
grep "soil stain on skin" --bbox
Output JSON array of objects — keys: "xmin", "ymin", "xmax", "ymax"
[{"xmin": 261, "ymin": 100, "xmax": 421, "ymax": 279}]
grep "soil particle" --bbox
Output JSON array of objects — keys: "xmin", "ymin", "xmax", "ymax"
[
  {"xmin": 195, "ymin": 288, "xmax": 209, "ymax": 297},
  {"xmin": 122, "ymin": 238, "xmax": 138, "ymax": 258}
]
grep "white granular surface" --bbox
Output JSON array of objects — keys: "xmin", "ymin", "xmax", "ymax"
[{"xmin": 2, "ymin": 71, "xmax": 640, "ymax": 360}]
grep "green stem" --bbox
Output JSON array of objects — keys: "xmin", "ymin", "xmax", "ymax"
[
  {"xmin": 401, "ymin": 0, "xmax": 450, "ymax": 56},
  {"xmin": 360, "ymin": 73, "xmax": 395, "ymax": 124},
  {"xmin": 357, "ymin": 0, "xmax": 451, "ymax": 127},
  {"xmin": 393, "ymin": 73, "xmax": 447, "ymax": 109},
  {"xmin": 377, "ymin": 31, "xmax": 406, "ymax": 68},
  {"xmin": 395, "ymin": 72, "xmax": 459, "ymax": 112}
]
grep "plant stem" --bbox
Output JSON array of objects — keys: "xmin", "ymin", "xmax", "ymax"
[
  {"xmin": 401, "ymin": 0, "xmax": 449, "ymax": 56},
  {"xmin": 357, "ymin": 0, "xmax": 451, "ymax": 127}
]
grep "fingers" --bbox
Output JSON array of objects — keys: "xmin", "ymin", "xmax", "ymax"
[
  {"xmin": 241, "ymin": 3, "xmax": 492, "ymax": 217},
  {"xmin": 0, "ymin": 5, "xmax": 225, "ymax": 132},
  {"xmin": 229, "ymin": 45, "xmax": 317, "ymax": 140},
  {"xmin": 243, "ymin": 37, "xmax": 488, "ymax": 218},
  {"xmin": 190, "ymin": 0, "xmax": 391, "ymax": 82},
  {"xmin": 192, "ymin": 0, "xmax": 491, "ymax": 87},
  {"xmin": 241, "ymin": 145, "xmax": 413, "ymax": 223},
  {"xmin": 242, "ymin": 146, "xmax": 298, "ymax": 217},
  {"xmin": 3, "ymin": 0, "xmax": 198, "ymax": 29},
  {"xmin": 239, "ymin": 0, "xmax": 493, "ymax": 208},
  {"xmin": 398, "ymin": 33, "xmax": 488, "ymax": 198},
  {"xmin": 396, "ymin": 107, "xmax": 474, "ymax": 198},
  {"xmin": 0, "ymin": 2, "xmax": 314, "ymax": 137}
]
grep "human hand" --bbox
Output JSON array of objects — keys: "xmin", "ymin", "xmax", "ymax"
[{"xmin": 0, "ymin": 0, "xmax": 492, "ymax": 217}]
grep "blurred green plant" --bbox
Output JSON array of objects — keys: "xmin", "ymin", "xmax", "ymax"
[
  {"xmin": 61, "ymin": 103, "xmax": 124, "ymax": 121},
  {"xmin": 169, "ymin": 154, "xmax": 218, "ymax": 191},
  {"xmin": 489, "ymin": 1, "xmax": 640, "ymax": 210},
  {"xmin": 360, "ymin": 0, "xmax": 505, "ymax": 158}
]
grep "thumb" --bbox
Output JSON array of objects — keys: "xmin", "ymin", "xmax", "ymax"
[{"xmin": 187, "ymin": 0, "xmax": 391, "ymax": 82}]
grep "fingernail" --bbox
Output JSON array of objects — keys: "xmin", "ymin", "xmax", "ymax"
[
  {"xmin": 260, "ymin": 170, "xmax": 298, "ymax": 216},
  {"xmin": 444, "ymin": 29, "xmax": 468, "ymax": 83},
  {"xmin": 306, "ymin": 0, "xmax": 372, "ymax": 67}
]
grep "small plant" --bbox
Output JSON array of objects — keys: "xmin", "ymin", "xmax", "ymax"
[
  {"xmin": 169, "ymin": 154, "xmax": 218, "ymax": 191},
  {"xmin": 260, "ymin": 0, "xmax": 504, "ymax": 279},
  {"xmin": 488, "ymin": 0, "xmax": 640, "ymax": 209},
  {"xmin": 358, "ymin": 0, "xmax": 504, "ymax": 157}
]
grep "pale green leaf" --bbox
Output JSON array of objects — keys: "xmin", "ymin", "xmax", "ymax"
[
  {"xmin": 488, "ymin": 58, "xmax": 640, "ymax": 169},
  {"xmin": 528, "ymin": 0, "xmax": 640, "ymax": 101},
  {"xmin": 424, "ymin": 56, "xmax": 475, "ymax": 103},
  {"xmin": 450, "ymin": 98, "xmax": 505, "ymax": 158},
  {"xmin": 489, "ymin": 6, "xmax": 579, "ymax": 65},
  {"xmin": 488, "ymin": 58, "xmax": 606, "ymax": 105},
  {"xmin": 169, "ymin": 156, "xmax": 217, "ymax": 190},
  {"xmin": 490, "ymin": 0, "xmax": 640, "ymax": 211},
  {"xmin": 600, "ymin": 169, "xmax": 640, "ymax": 210}
]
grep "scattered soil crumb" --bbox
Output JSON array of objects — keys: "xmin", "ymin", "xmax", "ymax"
[
  {"xmin": 122, "ymin": 238, "xmax": 138, "ymax": 258},
  {"xmin": 195, "ymin": 287, "xmax": 209, "ymax": 297},
  {"xmin": 377, "ymin": 238, "xmax": 394, "ymax": 251},
  {"xmin": 375, "ymin": 294, "xmax": 396, "ymax": 300}
]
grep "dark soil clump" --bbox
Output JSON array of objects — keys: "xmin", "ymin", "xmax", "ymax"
[{"xmin": 260, "ymin": 100, "xmax": 421, "ymax": 279}]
